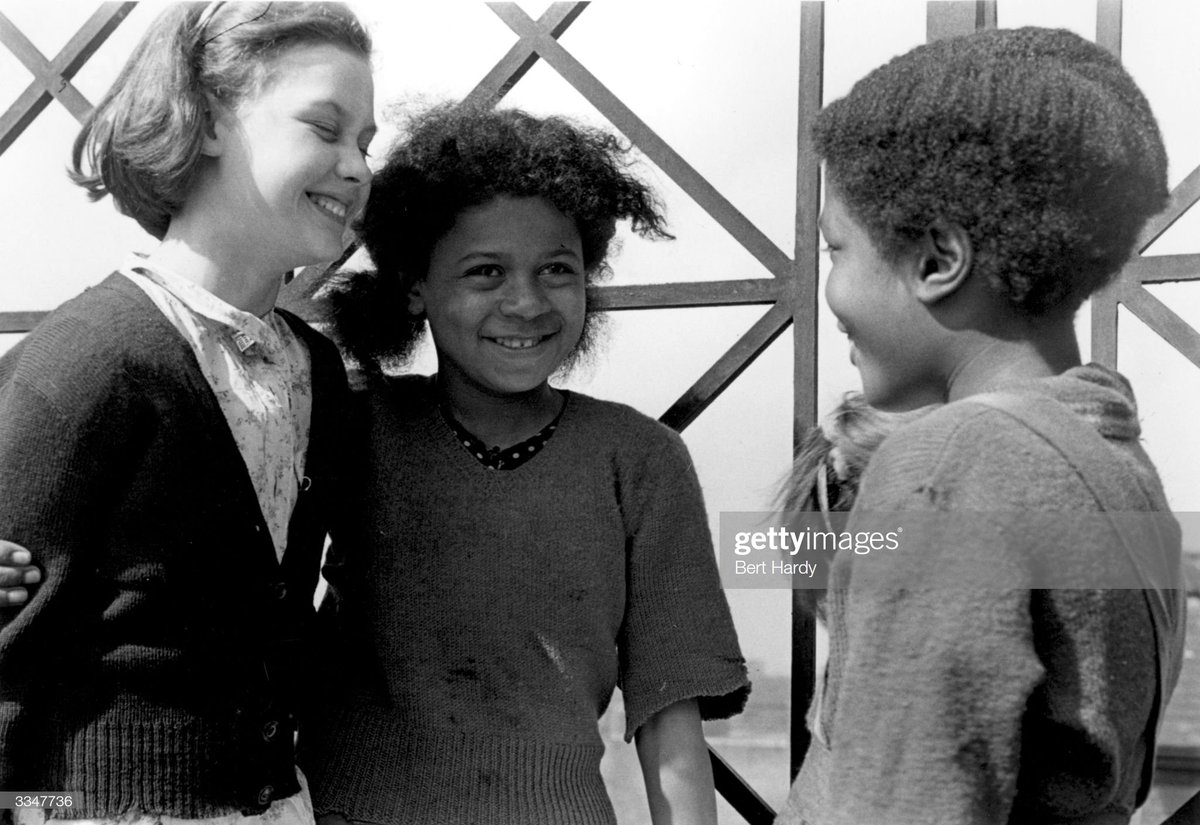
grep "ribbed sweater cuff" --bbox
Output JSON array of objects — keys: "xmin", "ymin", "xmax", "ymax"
[{"xmin": 301, "ymin": 703, "xmax": 614, "ymax": 825}]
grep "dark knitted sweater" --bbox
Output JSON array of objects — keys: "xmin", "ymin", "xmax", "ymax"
[
  {"xmin": 300, "ymin": 375, "xmax": 750, "ymax": 825},
  {"xmin": 0, "ymin": 274, "xmax": 349, "ymax": 818}
]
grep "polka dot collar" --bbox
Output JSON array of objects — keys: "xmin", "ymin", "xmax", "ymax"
[{"xmin": 441, "ymin": 395, "xmax": 568, "ymax": 471}]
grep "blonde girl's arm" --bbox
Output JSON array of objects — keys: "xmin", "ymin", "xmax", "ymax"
[{"xmin": 634, "ymin": 698, "xmax": 717, "ymax": 825}]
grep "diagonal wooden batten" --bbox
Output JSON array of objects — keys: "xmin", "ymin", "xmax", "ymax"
[
  {"xmin": 1138, "ymin": 164, "xmax": 1200, "ymax": 253},
  {"xmin": 464, "ymin": 2, "xmax": 588, "ymax": 108},
  {"xmin": 709, "ymin": 748, "xmax": 776, "ymax": 825},
  {"xmin": 0, "ymin": 83, "xmax": 54, "ymax": 157},
  {"xmin": 0, "ymin": 311, "xmax": 48, "ymax": 334},
  {"xmin": 486, "ymin": 3, "xmax": 795, "ymax": 281},
  {"xmin": 659, "ymin": 301, "xmax": 793, "ymax": 433},
  {"xmin": 588, "ymin": 279, "xmax": 782, "ymax": 311},
  {"xmin": 0, "ymin": 3, "xmax": 135, "ymax": 153},
  {"xmin": 1118, "ymin": 282, "xmax": 1200, "ymax": 371},
  {"xmin": 1127, "ymin": 254, "xmax": 1200, "ymax": 284},
  {"xmin": 0, "ymin": 11, "xmax": 91, "ymax": 119}
]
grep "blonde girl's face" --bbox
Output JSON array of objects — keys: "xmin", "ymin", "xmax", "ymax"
[
  {"xmin": 409, "ymin": 195, "xmax": 588, "ymax": 399},
  {"xmin": 204, "ymin": 43, "xmax": 376, "ymax": 272}
]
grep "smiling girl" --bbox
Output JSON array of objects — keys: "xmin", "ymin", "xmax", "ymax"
[
  {"xmin": 0, "ymin": 4, "xmax": 374, "ymax": 823},
  {"xmin": 297, "ymin": 104, "xmax": 750, "ymax": 825}
]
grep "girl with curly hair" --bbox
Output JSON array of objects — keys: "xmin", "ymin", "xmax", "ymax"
[{"xmin": 296, "ymin": 104, "xmax": 750, "ymax": 825}]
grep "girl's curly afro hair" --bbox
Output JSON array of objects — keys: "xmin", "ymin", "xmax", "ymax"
[
  {"xmin": 815, "ymin": 26, "xmax": 1168, "ymax": 318},
  {"xmin": 320, "ymin": 103, "xmax": 671, "ymax": 375}
]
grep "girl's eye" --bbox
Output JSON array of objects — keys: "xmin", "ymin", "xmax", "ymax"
[
  {"xmin": 310, "ymin": 122, "xmax": 339, "ymax": 141},
  {"xmin": 541, "ymin": 262, "xmax": 580, "ymax": 282},
  {"xmin": 465, "ymin": 264, "xmax": 504, "ymax": 279}
]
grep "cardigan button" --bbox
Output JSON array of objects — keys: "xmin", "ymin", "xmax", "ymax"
[
  {"xmin": 261, "ymin": 720, "xmax": 280, "ymax": 742},
  {"xmin": 270, "ymin": 582, "xmax": 288, "ymax": 601},
  {"xmin": 256, "ymin": 785, "xmax": 274, "ymax": 806}
]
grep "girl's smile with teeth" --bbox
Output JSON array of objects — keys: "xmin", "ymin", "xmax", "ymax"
[
  {"xmin": 309, "ymin": 193, "xmax": 350, "ymax": 222},
  {"xmin": 409, "ymin": 196, "xmax": 587, "ymax": 397},
  {"xmin": 489, "ymin": 334, "xmax": 554, "ymax": 350}
]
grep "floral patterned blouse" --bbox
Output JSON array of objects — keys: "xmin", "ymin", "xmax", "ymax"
[{"xmin": 121, "ymin": 258, "xmax": 312, "ymax": 565}]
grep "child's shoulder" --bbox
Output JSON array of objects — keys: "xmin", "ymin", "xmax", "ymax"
[
  {"xmin": 353, "ymin": 372, "xmax": 438, "ymax": 418},
  {"xmin": 862, "ymin": 368, "xmax": 1151, "ymax": 509},
  {"xmin": 4, "ymin": 273, "xmax": 176, "ymax": 374},
  {"xmin": 566, "ymin": 391, "xmax": 687, "ymax": 451}
]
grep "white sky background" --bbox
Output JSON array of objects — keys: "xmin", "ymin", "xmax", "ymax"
[{"xmin": 1, "ymin": 0, "xmax": 1198, "ymax": 680}]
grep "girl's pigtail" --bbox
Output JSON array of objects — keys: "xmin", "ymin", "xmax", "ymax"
[{"xmin": 288, "ymin": 267, "xmax": 425, "ymax": 382}]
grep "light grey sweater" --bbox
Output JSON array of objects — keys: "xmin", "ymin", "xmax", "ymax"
[{"xmin": 779, "ymin": 364, "xmax": 1185, "ymax": 825}]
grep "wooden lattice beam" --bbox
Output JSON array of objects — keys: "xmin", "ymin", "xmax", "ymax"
[
  {"xmin": 1139, "ymin": 164, "xmax": 1200, "ymax": 253},
  {"xmin": 659, "ymin": 301, "xmax": 793, "ymax": 432},
  {"xmin": 1128, "ymin": 254, "xmax": 1200, "ymax": 284},
  {"xmin": 463, "ymin": 2, "xmax": 588, "ymax": 108},
  {"xmin": 789, "ymin": 0, "xmax": 824, "ymax": 785},
  {"xmin": 1096, "ymin": 0, "xmax": 1122, "ymax": 57},
  {"xmin": 0, "ymin": 312, "xmax": 47, "ymax": 334},
  {"xmin": 588, "ymin": 279, "xmax": 781, "ymax": 311},
  {"xmin": 1090, "ymin": 0, "xmax": 1123, "ymax": 367},
  {"xmin": 927, "ymin": 0, "xmax": 997, "ymax": 41},
  {"xmin": 1117, "ymin": 282, "xmax": 1200, "ymax": 370},
  {"xmin": 486, "ymin": 2, "xmax": 795, "ymax": 280},
  {"xmin": 0, "ymin": 3, "xmax": 135, "ymax": 155}
]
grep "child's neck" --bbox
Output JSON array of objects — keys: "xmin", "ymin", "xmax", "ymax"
[
  {"xmin": 946, "ymin": 322, "xmax": 1083, "ymax": 401},
  {"xmin": 438, "ymin": 375, "xmax": 564, "ymax": 449},
  {"xmin": 146, "ymin": 224, "xmax": 284, "ymax": 318}
]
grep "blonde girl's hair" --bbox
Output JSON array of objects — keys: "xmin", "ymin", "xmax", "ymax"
[{"xmin": 70, "ymin": 2, "xmax": 372, "ymax": 240}]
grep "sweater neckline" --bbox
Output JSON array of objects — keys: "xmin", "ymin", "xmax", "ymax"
[
  {"xmin": 970, "ymin": 362, "xmax": 1140, "ymax": 442},
  {"xmin": 427, "ymin": 385, "xmax": 580, "ymax": 478},
  {"xmin": 439, "ymin": 393, "xmax": 569, "ymax": 471}
]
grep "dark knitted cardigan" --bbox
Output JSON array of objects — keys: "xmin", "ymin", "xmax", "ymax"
[{"xmin": 0, "ymin": 274, "xmax": 349, "ymax": 818}]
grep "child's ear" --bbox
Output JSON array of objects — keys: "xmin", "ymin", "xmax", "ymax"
[
  {"xmin": 200, "ymin": 97, "xmax": 226, "ymax": 158},
  {"xmin": 913, "ymin": 221, "xmax": 972, "ymax": 305},
  {"xmin": 407, "ymin": 281, "xmax": 426, "ymax": 316}
]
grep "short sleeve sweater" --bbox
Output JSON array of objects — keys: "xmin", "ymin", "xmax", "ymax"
[{"xmin": 300, "ymin": 375, "xmax": 750, "ymax": 825}]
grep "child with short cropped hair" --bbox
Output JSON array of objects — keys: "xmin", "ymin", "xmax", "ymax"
[
  {"xmin": 778, "ymin": 26, "xmax": 1187, "ymax": 825},
  {"xmin": 0, "ymin": 4, "xmax": 374, "ymax": 822},
  {"xmin": 296, "ymin": 103, "xmax": 750, "ymax": 825}
]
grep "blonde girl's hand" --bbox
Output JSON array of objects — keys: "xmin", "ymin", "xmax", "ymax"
[{"xmin": 0, "ymin": 540, "xmax": 40, "ymax": 606}]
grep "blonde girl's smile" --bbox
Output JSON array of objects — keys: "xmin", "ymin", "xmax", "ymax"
[
  {"xmin": 308, "ymin": 193, "xmax": 351, "ymax": 222},
  {"xmin": 203, "ymin": 42, "xmax": 376, "ymax": 273}
]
